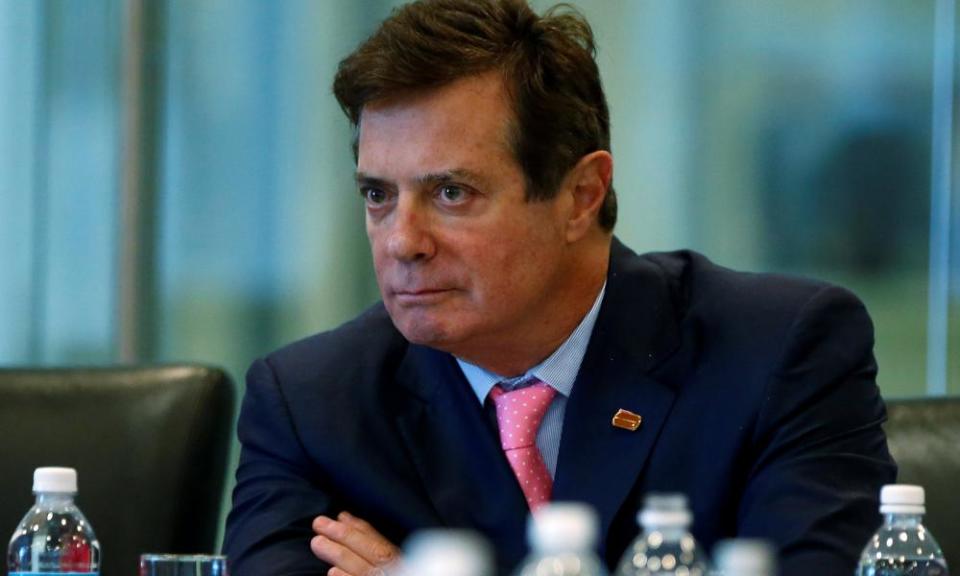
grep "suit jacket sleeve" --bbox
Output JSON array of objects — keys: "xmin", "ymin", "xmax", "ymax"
[
  {"xmin": 737, "ymin": 284, "xmax": 896, "ymax": 575},
  {"xmin": 222, "ymin": 357, "xmax": 333, "ymax": 576}
]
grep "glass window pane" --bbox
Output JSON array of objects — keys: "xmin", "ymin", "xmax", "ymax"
[{"xmin": 572, "ymin": 0, "xmax": 937, "ymax": 397}]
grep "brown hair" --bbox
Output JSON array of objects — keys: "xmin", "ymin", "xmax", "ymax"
[{"xmin": 333, "ymin": 0, "xmax": 617, "ymax": 230}]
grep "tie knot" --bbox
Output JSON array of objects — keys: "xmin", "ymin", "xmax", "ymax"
[{"xmin": 489, "ymin": 380, "xmax": 556, "ymax": 450}]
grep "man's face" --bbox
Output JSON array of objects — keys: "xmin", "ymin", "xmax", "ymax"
[{"xmin": 356, "ymin": 71, "xmax": 577, "ymax": 364}]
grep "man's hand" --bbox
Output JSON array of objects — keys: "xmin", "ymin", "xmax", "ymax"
[{"xmin": 311, "ymin": 511, "xmax": 401, "ymax": 576}]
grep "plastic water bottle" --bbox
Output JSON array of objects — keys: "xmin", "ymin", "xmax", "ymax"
[
  {"xmin": 394, "ymin": 529, "xmax": 493, "ymax": 576},
  {"xmin": 515, "ymin": 502, "xmax": 608, "ymax": 576},
  {"xmin": 856, "ymin": 485, "xmax": 949, "ymax": 576},
  {"xmin": 7, "ymin": 467, "xmax": 101, "ymax": 575},
  {"xmin": 711, "ymin": 539, "xmax": 776, "ymax": 576},
  {"xmin": 615, "ymin": 493, "xmax": 709, "ymax": 576}
]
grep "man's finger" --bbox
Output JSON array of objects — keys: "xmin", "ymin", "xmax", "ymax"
[
  {"xmin": 312, "ymin": 514, "xmax": 400, "ymax": 572},
  {"xmin": 328, "ymin": 568, "xmax": 369, "ymax": 576},
  {"xmin": 336, "ymin": 511, "xmax": 399, "ymax": 561},
  {"xmin": 310, "ymin": 533, "xmax": 375, "ymax": 576},
  {"xmin": 338, "ymin": 511, "xmax": 375, "ymax": 532}
]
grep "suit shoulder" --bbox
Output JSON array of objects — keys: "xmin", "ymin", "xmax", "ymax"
[
  {"xmin": 638, "ymin": 250, "xmax": 872, "ymax": 363},
  {"xmin": 260, "ymin": 302, "xmax": 408, "ymax": 386},
  {"xmin": 642, "ymin": 249, "xmax": 864, "ymax": 320}
]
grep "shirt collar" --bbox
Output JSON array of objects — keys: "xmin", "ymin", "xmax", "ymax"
[{"xmin": 457, "ymin": 282, "xmax": 607, "ymax": 403}]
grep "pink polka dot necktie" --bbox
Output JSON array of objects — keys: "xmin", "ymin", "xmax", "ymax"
[{"xmin": 488, "ymin": 380, "xmax": 557, "ymax": 511}]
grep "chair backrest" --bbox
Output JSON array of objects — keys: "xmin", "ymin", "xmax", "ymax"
[
  {"xmin": 0, "ymin": 365, "xmax": 235, "ymax": 576},
  {"xmin": 884, "ymin": 396, "xmax": 960, "ymax": 568}
]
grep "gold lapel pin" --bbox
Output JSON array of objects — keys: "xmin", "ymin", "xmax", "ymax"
[{"xmin": 612, "ymin": 408, "xmax": 643, "ymax": 431}]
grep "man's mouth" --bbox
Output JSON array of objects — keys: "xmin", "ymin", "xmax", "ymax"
[{"xmin": 391, "ymin": 288, "xmax": 453, "ymax": 304}]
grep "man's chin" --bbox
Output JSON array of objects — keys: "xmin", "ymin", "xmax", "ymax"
[{"xmin": 390, "ymin": 315, "xmax": 459, "ymax": 351}]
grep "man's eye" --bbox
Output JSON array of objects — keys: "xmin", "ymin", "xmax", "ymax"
[
  {"xmin": 438, "ymin": 185, "xmax": 466, "ymax": 203},
  {"xmin": 362, "ymin": 187, "xmax": 388, "ymax": 205}
]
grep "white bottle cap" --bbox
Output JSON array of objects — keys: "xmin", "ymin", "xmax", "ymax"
[
  {"xmin": 880, "ymin": 484, "xmax": 925, "ymax": 515},
  {"xmin": 527, "ymin": 502, "xmax": 599, "ymax": 553},
  {"xmin": 33, "ymin": 467, "xmax": 78, "ymax": 493},
  {"xmin": 401, "ymin": 530, "xmax": 491, "ymax": 576},
  {"xmin": 637, "ymin": 493, "xmax": 692, "ymax": 528},
  {"xmin": 713, "ymin": 539, "xmax": 776, "ymax": 576}
]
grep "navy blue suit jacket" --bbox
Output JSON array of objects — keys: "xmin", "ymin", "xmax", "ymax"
[{"xmin": 223, "ymin": 239, "xmax": 896, "ymax": 575}]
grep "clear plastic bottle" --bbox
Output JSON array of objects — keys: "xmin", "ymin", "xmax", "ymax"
[
  {"xmin": 7, "ymin": 467, "xmax": 100, "ymax": 575},
  {"xmin": 856, "ymin": 485, "xmax": 949, "ymax": 576},
  {"xmin": 711, "ymin": 539, "xmax": 775, "ymax": 576},
  {"xmin": 394, "ymin": 529, "xmax": 493, "ymax": 576},
  {"xmin": 515, "ymin": 502, "xmax": 608, "ymax": 576},
  {"xmin": 615, "ymin": 494, "xmax": 709, "ymax": 576}
]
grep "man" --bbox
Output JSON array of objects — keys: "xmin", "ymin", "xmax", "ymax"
[{"xmin": 223, "ymin": 1, "xmax": 896, "ymax": 575}]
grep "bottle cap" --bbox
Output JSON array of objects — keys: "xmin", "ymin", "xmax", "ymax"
[
  {"xmin": 33, "ymin": 467, "xmax": 78, "ymax": 493},
  {"xmin": 401, "ymin": 529, "xmax": 492, "ymax": 576},
  {"xmin": 637, "ymin": 493, "xmax": 692, "ymax": 528},
  {"xmin": 880, "ymin": 484, "xmax": 925, "ymax": 514},
  {"xmin": 713, "ymin": 539, "xmax": 776, "ymax": 576},
  {"xmin": 528, "ymin": 502, "xmax": 599, "ymax": 552}
]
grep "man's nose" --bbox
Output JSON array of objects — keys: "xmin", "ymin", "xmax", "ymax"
[{"xmin": 385, "ymin": 196, "xmax": 436, "ymax": 262}]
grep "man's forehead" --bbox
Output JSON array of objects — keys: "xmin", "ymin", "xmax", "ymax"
[
  {"xmin": 357, "ymin": 92, "xmax": 515, "ymax": 162},
  {"xmin": 361, "ymin": 69, "xmax": 509, "ymax": 113},
  {"xmin": 357, "ymin": 72, "xmax": 514, "ymax": 135}
]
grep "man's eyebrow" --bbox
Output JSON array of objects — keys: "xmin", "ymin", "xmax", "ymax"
[
  {"xmin": 413, "ymin": 169, "xmax": 485, "ymax": 186},
  {"xmin": 355, "ymin": 173, "xmax": 393, "ymax": 189},
  {"xmin": 355, "ymin": 169, "xmax": 486, "ymax": 188}
]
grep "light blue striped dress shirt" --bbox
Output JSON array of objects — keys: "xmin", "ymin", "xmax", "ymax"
[{"xmin": 455, "ymin": 283, "xmax": 606, "ymax": 479}]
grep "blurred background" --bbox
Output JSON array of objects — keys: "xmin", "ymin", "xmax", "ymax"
[{"xmin": 0, "ymin": 0, "xmax": 957, "ymax": 538}]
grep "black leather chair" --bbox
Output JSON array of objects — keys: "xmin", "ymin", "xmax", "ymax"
[
  {"xmin": 884, "ymin": 396, "xmax": 960, "ymax": 568},
  {"xmin": 0, "ymin": 365, "xmax": 235, "ymax": 576}
]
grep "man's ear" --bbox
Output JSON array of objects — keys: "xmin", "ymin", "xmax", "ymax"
[{"xmin": 564, "ymin": 150, "xmax": 613, "ymax": 242}]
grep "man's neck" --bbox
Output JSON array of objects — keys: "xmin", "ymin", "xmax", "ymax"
[
  {"xmin": 455, "ymin": 241, "xmax": 610, "ymax": 376},
  {"xmin": 457, "ymin": 279, "xmax": 607, "ymax": 401}
]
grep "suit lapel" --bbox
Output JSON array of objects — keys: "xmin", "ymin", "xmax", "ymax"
[
  {"xmin": 552, "ymin": 358, "xmax": 677, "ymax": 549},
  {"xmin": 553, "ymin": 238, "xmax": 685, "ymax": 548},
  {"xmin": 393, "ymin": 345, "xmax": 530, "ymax": 569}
]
